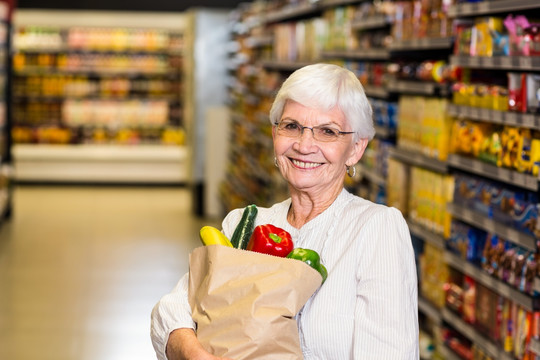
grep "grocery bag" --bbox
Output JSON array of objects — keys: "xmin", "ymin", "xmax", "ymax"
[{"xmin": 188, "ymin": 245, "xmax": 323, "ymax": 360}]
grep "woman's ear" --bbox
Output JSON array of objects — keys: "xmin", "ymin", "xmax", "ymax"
[{"xmin": 347, "ymin": 138, "xmax": 369, "ymax": 166}]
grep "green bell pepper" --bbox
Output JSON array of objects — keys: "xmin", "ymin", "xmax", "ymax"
[{"xmin": 286, "ymin": 248, "xmax": 328, "ymax": 284}]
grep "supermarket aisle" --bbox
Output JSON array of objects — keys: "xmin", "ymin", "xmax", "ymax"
[{"xmin": 0, "ymin": 185, "xmax": 219, "ymax": 360}]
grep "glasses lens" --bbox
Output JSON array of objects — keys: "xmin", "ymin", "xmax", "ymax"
[
  {"xmin": 278, "ymin": 121, "xmax": 301, "ymax": 137},
  {"xmin": 313, "ymin": 126, "xmax": 340, "ymax": 142}
]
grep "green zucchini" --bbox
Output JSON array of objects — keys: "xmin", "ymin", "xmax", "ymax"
[{"xmin": 230, "ymin": 204, "xmax": 258, "ymax": 249}]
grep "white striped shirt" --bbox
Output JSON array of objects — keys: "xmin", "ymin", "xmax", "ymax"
[{"xmin": 151, "ymin": 189, "xmax": 419, "ymax": 359}]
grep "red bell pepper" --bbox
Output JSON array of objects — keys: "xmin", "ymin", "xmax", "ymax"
[{"xmin": 246, "ymin": 224, "xmax": 294, "ymax": 258}]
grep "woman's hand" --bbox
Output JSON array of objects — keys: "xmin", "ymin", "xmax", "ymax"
[{"xmin": 165, "ymin": 328, "xmax": 233, "ymax": 360}]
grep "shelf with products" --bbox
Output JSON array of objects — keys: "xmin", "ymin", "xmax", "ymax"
[
  {"xmin": 388, "ymin": 147, "xmax": 448, "ymax": 174},
  {"xmin": 447, "ymin": 202, "xmax": 536, "ymax": 253},
  {"xmin": 11, "ymin": 26, "xmax": 184, "ymax": 139},
  {"xmin": 10, "ymin": 12, "xmax": 187, "ymax": 184},
  {"xmin": 448, "ymin": 0, "xmax": 540, "ymax": 18},
  {"xmin": 450, "ymin": 54, "xmax": 540, "ymax": 71},
  {"xmin": 444, "ymin": 251, "xmax": 538, "ymax": 312},
  {"xmin": 447, "ymin": 103, "xmax": 540, "ymax": 130},
  {"xmin": 448, "ymin": 153, "xmax": 539, "ymax": 191},
  {"xmin": 407, "ymin": 219, "xmax": 446, "ymax": 251},
  {"xmin": 417, "ymin": 296, "xmax": 443, "ymax": 326},
  {"xmin": 441, "ymin": 307, "xmax": 514, "ymax": 360}
]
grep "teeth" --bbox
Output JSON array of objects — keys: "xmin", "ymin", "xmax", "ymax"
[{"xmin": 292, "ymin": 159, "xmax": 322, "ymax": 169}]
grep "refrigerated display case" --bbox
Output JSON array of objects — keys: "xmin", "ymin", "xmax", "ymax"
[{"xmin": 11, "ymin": 10, "xmax": 188, "ymax": 183}]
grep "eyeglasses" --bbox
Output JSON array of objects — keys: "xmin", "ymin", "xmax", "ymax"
[{"xmin": 274, "ymin": 119, "xmax": 355, "ymax": 142}]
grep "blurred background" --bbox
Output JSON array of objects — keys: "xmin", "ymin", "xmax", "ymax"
[{"xmin": 1, "ymin": 0, "xmax": 540, "ymax": 359}]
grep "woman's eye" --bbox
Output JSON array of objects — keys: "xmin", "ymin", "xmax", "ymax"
[
  {"xmin": 319, "ymin": 127, "xmax": 339, "ymax": 136},
  {"xmin": 284, "ymin": 122, "xmax": 300, "ymax": 130}
]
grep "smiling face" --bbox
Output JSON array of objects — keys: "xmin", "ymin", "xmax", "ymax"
[{"xmin": 273, "ymin": 100, "xmax": 368, "ymax": 198}]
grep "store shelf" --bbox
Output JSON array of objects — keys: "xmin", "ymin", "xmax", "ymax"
[
  {"xmin": 13, "ymin": 144, "xmax": 189, "ymax": 184},
  {"xmin": 389, "ymin": 147, "xmax": 448, "ymax": 174},
  {"xmin": 531, "ymin": 338, "xmax": 540, "ymax": 356},
  {"xmin": 450, "ymin": 55, "xmax": 540, "ymax": 71},
  {"xmin": 441, "ymin": 307, "xmax": 514, "ymax": 359},
  {"xmin": 373, "ymin": 124, "xmax": 394, "ymax": 139},
  {"xmin": 447, "ymin": 202, "xmax": 537, "ymax": 252},
  {"xmin": 388, "ymin": 37, "xmax": 454, "ymax": 51},
  {"xmin": 15, "ymin": 47, "xmax": 181, "ymax": 55},
  {"xmin": 363, "ymin": 85, "xmax": 389, "ymax": 98},
  {"xmin": 407, "ymin": 220, "xmax": 446, "ymax": 250},
  {"xmin": 259, "ymin": 59, "xmax": 315, "ymax": 72},
  {"xmin": 13, "ymin": 68, "xmax": 177, "ymax": 77},
  {"xmin": 245, "ymin": 35, "xmax": 273, "ymax": 49},
  {"xmin": 387, "ymin": 79, "xmax": 449, "ymax": 96},
  {"xmin": 447, "ymin": 104, "xmax": 540, "ymax": 130},
  {"xmin": 357, "ymin": 164, "xmax": 386, "ymax": 187},
  {"xmin": 320, "ymin": 0, "xmax": 362, "ymax": 7},
  {"xmin": 263, "ymin": 3, "xmax": 320, "ymax": 23},
  {"xmin": 263, "ymin": 0, "xmax": 363, "ymax": 23},
  {"xmin": 12, "ymin": 94, "xmax": 179, "ymax": 102},
  {"xmin": 418, "ymin": 297, "xmax": 443, "ymax": 325},
  {"xmin": 447, "ymin": 154, "xmax": 539, "ymax": 191},
  {"xmin": 444, "ymin": 251, "xmax": 538, "ymax": 311},
  {"xmin": 321, "ymin": 48, "xmax": 390, "ymax": 60},
  {"xmin": 438, "ymin": 345, "xmax": 464, "ymax": 360},
  {"xmin": 448, "ymin": 0, "xmax": 540, "ymax": 17},
  {"xmin": 351, "ymin": 15, "xmax": 390, "ymax": 31}
]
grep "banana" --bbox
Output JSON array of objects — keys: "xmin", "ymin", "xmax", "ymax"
[{"xmin": 199, "ymin": 226, "xmax": 233, "ymax": 247}]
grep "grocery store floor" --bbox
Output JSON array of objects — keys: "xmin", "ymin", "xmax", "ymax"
[{"xmin": 0, "ymin": 185, "xmax": 220, "ymax": 360}]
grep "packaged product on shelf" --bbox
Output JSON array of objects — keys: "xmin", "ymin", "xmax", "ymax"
[
  {"xmin": 462, "ymin": 276, "xmax": 476, "ymax": 325},
  {"xmin": 514, "ymin": 306, "xmax": 533, "ymax": 359},
  {"xmin": 508, "ymin": 72, "xmax": 527, "ymax": 112},
  {"xmin": 420, "ymin": 243, "xmax": 449, "ymax": 309},
  {"xmin": 526, "ymin": 73, "xmax": 540, "ymax": 113},
  {"xmin": 504, "ymin": 14, "xmax": 540, "ymax": 57},
  {"xmin": 387, "ymin": 157, "xmax": 409, "ymax": 215},
  {"xmin": 448, "ymin": 220, "xmax": 486, "ymax": 264},
  {"xmin": 470, "ymin": 17, "xmax": 505, "ymax": 57},
  {"xmin": 474, "ymin": 283, "xmax": 502, "ymax": 342}
]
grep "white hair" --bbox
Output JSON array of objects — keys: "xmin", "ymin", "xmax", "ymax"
[{"xmin": 269, "ymin": 63, "xmax": 375, "ymax": 141}]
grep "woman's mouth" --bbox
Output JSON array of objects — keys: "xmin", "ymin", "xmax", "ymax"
[{"xmin": 291, "ymin": 159, "xmax": 323, "ymax": 169}]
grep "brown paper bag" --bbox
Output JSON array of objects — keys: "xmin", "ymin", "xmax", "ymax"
[{"xmin": 188, "ymin": 245, "xmax": 323, "ymax": 360}]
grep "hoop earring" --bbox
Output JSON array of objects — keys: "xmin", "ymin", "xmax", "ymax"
[
  {"xmin": 274, "ymin": 157, "xmax": 279, "ymax": 168},
  {"xmin": 346, "ymin": 165, "xmax": 356, "ymax": 178}
]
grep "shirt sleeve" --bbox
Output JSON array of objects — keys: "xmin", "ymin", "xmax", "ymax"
[
  {"xmin": 353, "ymin": 207, "xmax": 419, "ymax": 359},
  {"xmin": 150, "ymin": 273, "xmax": 195, "ymax": 360}
]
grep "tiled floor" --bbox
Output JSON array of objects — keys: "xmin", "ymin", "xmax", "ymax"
[{"xmin": 0, "ymin": 185, "xmax": 219, "ymax": 360}]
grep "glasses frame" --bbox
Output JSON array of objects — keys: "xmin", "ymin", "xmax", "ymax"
[{"xmin": 273, "ymin": 120, "xmax": 355, "ymax": 142}]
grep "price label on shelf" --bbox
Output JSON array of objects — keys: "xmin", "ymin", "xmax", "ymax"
[
  {"xmin": 491, "ymin": 110, "xmax": 504, "ymax": 123},
  {"xmin": 477, "ymin": 2, "xmax": 489, "ymax": 13},
  {"xmin": 469, "ymin": 107, "xmax": 479, "ymax": 119},
  {"xmin": 505, "ymin": 111, "xmax": 518, "ymax": 125},
  {"xmin": 519, "ymin": 57, "xmax": 533, "ymax": 69},
  {"xmin": 500, "ymin": 57, "xmax": 512, "ymax": 68},
  {"xmin": 469, "ymin": 56, "xmax": 480, "ymax": 67}
]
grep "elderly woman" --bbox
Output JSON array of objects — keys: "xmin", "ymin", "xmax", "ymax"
[{"xmin": 151, "ymin": 63, "xmax": 419, "ymax": 359}]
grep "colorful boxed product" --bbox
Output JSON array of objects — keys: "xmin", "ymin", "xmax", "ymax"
[
  {"xmin": 526, "ymin": 74, "xmax": 540, "ymax": 113},
  {"xmin": 448, "ymin": 220, "xmax": 487, "ymax": 263},
  {"xmin": 420, "ymin": 243, "xmax": 449, "ymax": 308},
  {"xmin": 475, "ymin": 283, "xmax": 502, "ymax": 341},
  {"xmin": 508, "ymin": 72, "xmax": 527, "ymax": 112},
  {"xmin": 470, "ymin": 17, "xmax": 505, "ymax": 57}
]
